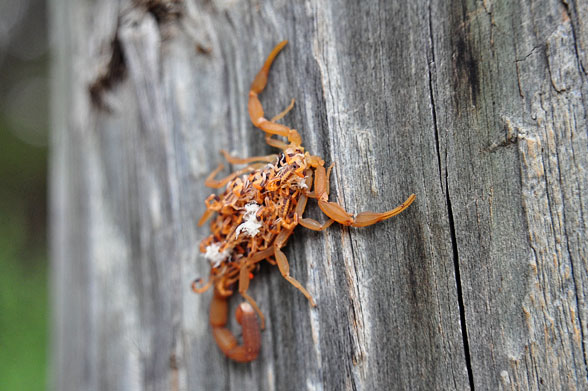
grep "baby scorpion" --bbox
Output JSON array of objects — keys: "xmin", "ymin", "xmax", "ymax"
[{"xmin": 192, "ymin": 41, "xmax": 416, "ymax": 362}]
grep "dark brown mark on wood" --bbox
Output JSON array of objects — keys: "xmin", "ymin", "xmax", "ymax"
[
  {"xmin": 89, "ymin": 38, "xmax": 127, "ymax": 111},
  {"xmin": 196, "ymin": 44, "xmax": 212, "ymax": 54},
  {"xmin": 453, "ymin": 34, "xmax": 480, "ymax": 107},
  {"xmin": 135, "ymin": 0, "xmax": 183, "ymax": 25}
]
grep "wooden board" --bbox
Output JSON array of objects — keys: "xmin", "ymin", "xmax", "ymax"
[{"xmin": 50, "ymin": 0, "xmax": 588, "ymax": 389}]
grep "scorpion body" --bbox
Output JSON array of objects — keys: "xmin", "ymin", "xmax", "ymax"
[{"xmin": 193, "ymin": 41, "xmax": 416, "ymax": 362}]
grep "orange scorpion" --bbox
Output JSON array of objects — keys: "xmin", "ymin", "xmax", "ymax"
[{"xmin": 192, "ymin": 41, "xmax": 416, "ymax": 362}]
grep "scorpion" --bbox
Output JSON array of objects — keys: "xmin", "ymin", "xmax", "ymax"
[{"xmin": 192, "ymin": 41, "xmax": 416, "ymax": 362}]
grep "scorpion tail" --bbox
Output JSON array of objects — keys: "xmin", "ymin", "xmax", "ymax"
[
  {"xmin": 250, "ymin": 40, "xmax": 288, "ymax": 94},
  {"xmin": 210, "ymin": 288, "xmax": 261, "ymax": 362}
]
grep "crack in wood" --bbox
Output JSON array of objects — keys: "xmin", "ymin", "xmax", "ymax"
[
  {"xmin": 445, "ymin": 172, "xmax": 475, "ymax": 390},
  {"xmin": 429, "ymin": 2, "xmax": 474, "ymax": 388},
  {"xmin": 427, "ymin": 2, "xmax": 443, "ymax": 188},
  {"xmin": 560, "ymin": 0, "xmax": 587, "ymax": 75}
]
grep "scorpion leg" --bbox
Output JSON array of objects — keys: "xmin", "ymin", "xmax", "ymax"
[
  {"xmin": 274, "ymin": 246, "xmax": 316, "ymax": 307},
  {"xmin": 191, "ymin": 277, "xmax": 212, "ymax": 293},
  {"xmin": 299, "ymin": 218, "xmax": 335, "ymax": 231},
  {"xmin": 220, "ymin": 149, "xmax": 277, "ymax": 165},
  {"xmin": 257, "ymin": 116, "xmax": 302, "ymax": 146},
  {"xmin": 273, "ymin": 228, "xmax": 316, "ymax": 306},
  {"xmin": 265, "ymin": 136, "xmax": 290, "ymax": 150},
  {"xmin": 197, "ymin": 208, "xmax": 215, "ymax": 227},
  {"xmin": 237, "ymin": 248, "xmax": 274, "ymax": 330},
  {"xmin": 204, "ymin": 163, "xmax": 266, "ymax": 188},
  {"xmin": 238, "ymin": 266, "xmax": 266, "ymax": 330},
  {"xmin": 270, "ymin": 98, "xmax": 295, "ymax": 122},
  {"xmin": 296, "ymin": 192, "xmax": 335, "ymax": 231},
  {"xmin": 248, "ymin": 41, "xmax": 303, "ymax": 146},
  {"xmin": 210, "ymin": 288, "xmax": 261, "ymax": 362}
]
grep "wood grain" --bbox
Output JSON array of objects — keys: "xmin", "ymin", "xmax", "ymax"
[{"xmin": 50, "ymin": 0, "xmax": 588, "ymax": 389}]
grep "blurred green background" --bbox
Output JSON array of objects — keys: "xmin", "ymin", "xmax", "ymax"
[{"xmin": 0, "ymin": 0, "xmax": 49, "ymax": 389}]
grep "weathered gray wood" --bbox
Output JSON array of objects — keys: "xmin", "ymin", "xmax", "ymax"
[{"xmin": 50, "ymin": 0, "xmax": 588, "ymax": 390}]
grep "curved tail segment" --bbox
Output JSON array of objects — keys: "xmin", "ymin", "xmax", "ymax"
[
  {"xmin": 209, "ymin": 288, "xmax": 261, "ymax": 363},
  {"xmin": 248, "ymin": 41, "xmax": 302, "ymax": 146},
  {"xmin": 250, "ymin": 40, "xmax": 288, "ymax": 94}
]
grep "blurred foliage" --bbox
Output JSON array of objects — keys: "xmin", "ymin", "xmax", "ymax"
[
  {"xmin": 0, "ymin": 0, "xmax": 49, "ymax": 389},
  {"xmin": 0, "ymin": 187, "xmax": 47, "ymax": 390}
]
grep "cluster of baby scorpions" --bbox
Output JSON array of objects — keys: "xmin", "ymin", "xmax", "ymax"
[{"xmin": 192, "ymin": 41, "xmax": 416, "ymax": 362}]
